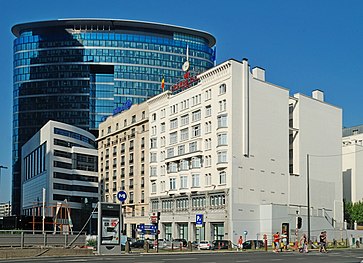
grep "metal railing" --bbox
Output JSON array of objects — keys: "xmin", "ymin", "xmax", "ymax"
[{"xmin": 0, "ymin": 230, "xmax": 86, "ymax": 248}]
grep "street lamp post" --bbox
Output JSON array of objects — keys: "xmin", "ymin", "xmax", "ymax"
[{"xmin": 306, "ymin": 154, "xmax": 311, "ymax": 245}]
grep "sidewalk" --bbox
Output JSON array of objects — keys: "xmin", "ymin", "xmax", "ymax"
[{"xmin": 0, "ymin": 247, "xmax": 93, "ymax": 259}]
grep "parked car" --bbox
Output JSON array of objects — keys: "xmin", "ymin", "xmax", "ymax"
[
  {"xmin": 198, "ymin": 240, "xmax": 212, "ymax": 250},
  {"xmin": 242, "ymin": 240, "xmax": 264, "ymax": 249},
  {"xmin": 131, "ymin": 239, "xmax": 154, "ymax": 249},
  {"xmin": 191, "ymin": 241, "xmax": 199, "ymax": 248},
  {"xmin": 212, "ymin": 240, "xmax": 230, "ymax": 250},
  {"xmin": 172, "ymin": 238, "xmax": 188, "ymax": 247},
  {"xmin": 156, "ymin": 238, "xmax": 170, "ymax": 248}
]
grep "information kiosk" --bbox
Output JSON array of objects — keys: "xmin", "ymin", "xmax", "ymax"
[{"xmin": 97, "ymin": 202, "xmax": 122, "ymax": 255}]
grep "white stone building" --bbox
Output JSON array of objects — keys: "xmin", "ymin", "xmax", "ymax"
[
  {"xmin": 21, "ymin": 120, "xmax": 98, "ymax": 232},
  {"xmin": 342, "ymin": 125, "xmax": 363, "ymax": 203},
  {"xmin": 147, "ymin": 59, "xmax": 343, "ymax": 242}
]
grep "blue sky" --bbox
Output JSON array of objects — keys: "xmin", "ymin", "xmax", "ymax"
[{"xmin": 1, "ymin": 0, "xmax": 363, "ymax": 203}]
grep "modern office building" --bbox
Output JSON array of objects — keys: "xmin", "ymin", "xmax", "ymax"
[
  {"xmin": 11, "ymin": 19, "xmax": 216, "ymax": 215},
  {"xmin": 147, "ymin": 59, "xmax": 343, "ymax": 242},
  {"xmin": 342, "ymin": 125, "xmax": 363, "ymax": 203},
  {"xmin": 21, "ymin": 120, "xmax": 98, "ymax": 232},
  {"xmin": 97, "ymin": 102, "xmax": 149, "ymax": 238}
]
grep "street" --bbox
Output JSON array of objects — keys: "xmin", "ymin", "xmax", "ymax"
[{"xmin": 1, "ymin": 249, "xmax": 363, "ymax": 263}]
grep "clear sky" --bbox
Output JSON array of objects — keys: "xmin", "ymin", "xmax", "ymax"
[{"xmin": 1, "ymin": 0, "xmax": 363, "ymax": 203}]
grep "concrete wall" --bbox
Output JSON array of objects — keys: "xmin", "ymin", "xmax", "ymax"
[{"xmin": 290, "ymin": 93, "xmax": 343, "ymax": 225}]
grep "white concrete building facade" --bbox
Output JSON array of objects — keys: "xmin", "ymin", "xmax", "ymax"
[
  {"xmin": 21, "ymin": 120, "xmax": 98, "ymax": 231},
  {"xmin": 342, "ymin": 125, "xmax": 363, "ymax": 203},
  {"xmin": 147, "ymin": 59, "xmax": 343, "ymax": 243}
]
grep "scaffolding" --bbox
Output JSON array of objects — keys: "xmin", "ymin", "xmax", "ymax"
[{"xmin": 31, "ymin": 200, "xmax": 73, "ymax": 234}]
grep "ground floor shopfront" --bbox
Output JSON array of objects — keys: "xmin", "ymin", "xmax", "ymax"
[
  {"xmin": 154, "ymin": 203, "xmax": 344, "ymax": 244},
  {"xmin": 151, "ymin": 191, "xmax": 229, "ymax": 241},
  {"xmin": 159, "ymin": 221, "xmax": 226, "ymax": 242}
]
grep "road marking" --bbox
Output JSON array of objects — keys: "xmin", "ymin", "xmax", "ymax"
[
  {"xmin": 270, "ymin": 260, "xmax": 283, "ymax": 262},
  {"xmin": 163, "ymin": 258, "xmax": 197, "ymax": 261},
  {"xmin": 236, "ymin": 260, "xmax": 250, "ymax": 262},
  {"xmin": 63, "ymin": 260, "xmax": 88, "ymax": 262}
]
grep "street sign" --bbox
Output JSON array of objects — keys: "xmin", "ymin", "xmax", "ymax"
[
  {"xmin": 138, "ymin": 224, "xmax": 157, "ymax": 230},
  {"xmin": 138, "ymin": 224, "xmax": 157, "ymax": 234},
  {"xmin": 196, "ymin": 214, "xmax": 203, "ymax": 228},
  {"xmin": 117, "ymin": 191, "xmax": 127, "ymax": 202}
]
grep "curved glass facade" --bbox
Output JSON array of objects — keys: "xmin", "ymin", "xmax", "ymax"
[{"xmin": 12, "ymin": 19, "xmax": 216, "ymax": 215}]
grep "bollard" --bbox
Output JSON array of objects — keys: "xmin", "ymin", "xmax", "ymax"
[
  {"xmin": 144, "ymin": 240, "xmax": 149, "ymax": 253},
  {"xmin": 252, "ymin": 240, "xmax": 255, "ymax": 250},
  {"xmin": 180, "ymin": 242, "xmax": 182, "ymax": 251},
  {"xmin": 356, "ymin": 240, "xmax": 360, "ymax": 248},
  {"xmin": 172, "ymin": 242, "xmax": 174, "ymax": 251},
  {"xmin": 64, "ymin": 233, "xmax": 68, "ymax": 248},
  {"xmin": 264, "ymin": 239, "xmax": 268, "ymax": 251},
  {"xmin": 21, "ymin": 232, "xmax": 24, "ymax": 249},
  {"xmin": 43, "ymin": 232, "xmax": 47, "ymax": 247},
  {"xmin": 188, "ymin": 241, "xmax": 192, "ymax": 251},
  {"xmin": 228, "ymin": 241, "xmax": 232, "ymax": 251},
  {"xmin": 125, "ymin": 240, "xmax": 130, "ymax": 253}
]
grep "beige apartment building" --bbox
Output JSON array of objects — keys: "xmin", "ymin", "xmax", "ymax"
[
  {"xmin": 97, "ymin": 102, "xmax": 149, "ymax": 238},
  {"xmin": 0, "ymin": 202, "xmax": 11, "ymax": 217}
]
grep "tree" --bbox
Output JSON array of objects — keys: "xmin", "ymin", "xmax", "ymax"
[{"xmin": 344, "ymin": 200, "xmax": 363, "ymax": 228}]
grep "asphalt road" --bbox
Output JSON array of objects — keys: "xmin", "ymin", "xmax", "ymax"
[{"xmin": 1, "ymin": 249, "xmax": 363, "ymax": 263}]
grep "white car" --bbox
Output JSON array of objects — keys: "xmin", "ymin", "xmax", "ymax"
[{"xmin": 198, "ymin": 241, "xmax": 212, "ymax": 250}]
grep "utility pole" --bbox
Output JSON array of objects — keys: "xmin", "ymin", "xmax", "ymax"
[
  {"xmin": 42, "ymin": 188, "xmax": 46, "ymax": 234},
  {"xmin": 307, "ymin": 154, "xmax": 311, "ymax": 244}
]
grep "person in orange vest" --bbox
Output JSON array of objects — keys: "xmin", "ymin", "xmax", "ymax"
[
  {"xmin": 237, "ymin": 235, "xmax": 243, "ymax": 251},
  {"xmin": 273, "ymin": 232, "xmax": 280, "ymax": 253}
]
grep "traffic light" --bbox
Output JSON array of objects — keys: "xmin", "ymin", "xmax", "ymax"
[
  {"xmin": 297, "ymin": 217, "xmax": 302, "ymax": 229},
  {"xmin": 157, "ymin": 211, "xmax": 161, "ymax": 221}
]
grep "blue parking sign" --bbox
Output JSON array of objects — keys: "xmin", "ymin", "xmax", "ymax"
[{"xmin": 196, "ymin": 214, "xmax": 203, "ymax": 227}]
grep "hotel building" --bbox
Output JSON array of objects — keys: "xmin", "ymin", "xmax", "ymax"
[
  {"xmin": 12, "ymin": 18, "xmax": 216, "ymax": 215},
  {"xmin": 97, "ymin": 102, "xmax": 149, "ymax": 238},
  {"xmin": 146, "ymin": 59, "xmax": 343, "ymax": 242}
]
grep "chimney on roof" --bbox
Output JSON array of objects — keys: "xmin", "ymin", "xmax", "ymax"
[
  {"xmin": 312, "ymin": 90, "xmax": 324, "ymax": 102},
  {"xmin": 252, "ymin": 67, "xmax": 265, "ymax": 81}
]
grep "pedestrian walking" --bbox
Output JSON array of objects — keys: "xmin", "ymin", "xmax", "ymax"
[
  {"xmin": 299, "ymin": 234, "xmax": 308, "ymax": 253},
  {"xmin": 319, "ymin": 231, "xmax": 327, "ymax": 253},
  {"xmin": 281, "ymin": 230, "xmax": 288, "ymax": 251},
  {"xmin": 237, "ymin": 235, "xmax": 243, "ymax": 251},
  {"xmin": 273, "ymin": 232, "xmax": 280, "ymax": 253}
]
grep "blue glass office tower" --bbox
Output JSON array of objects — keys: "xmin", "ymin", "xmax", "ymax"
[{"xmin": 12, "ymin": 19, "xmax": 216, "ymax": 215}]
